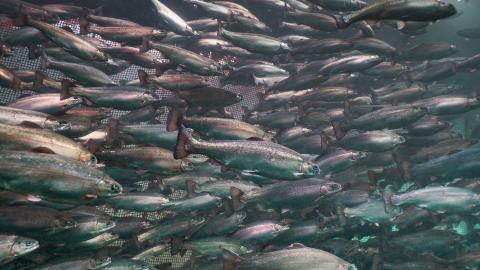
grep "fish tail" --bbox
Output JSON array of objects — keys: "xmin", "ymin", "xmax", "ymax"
[
  {"xmin": 79, "ymin": 13, "xmax": 90, "ymax": 35},
  {"xmin": 217, "ymin": 19, "xmax": 224, "ymax": 37},
  {"xmin": 383, "ymin": 189, "xmax": 394, "ymax": 213},
  {"xmin": 331, "ymin": 120, "xmax": 346, "ymax": 140},
  {"xmin": 166, "ymin": 106, "xmax": 184, "ymax": 132},
  {"xmin": 223, "ymin": 198, "xmax": 234, "ymax": 217},
  {"xmin": 33, "ymin": 71, "xmax": 45, "ymax": 89},
  {"xmin": 174, "ymin": 125, "xmax": 194, "ymax": 159},
  {"xmin": 335, "ymin": 14, "xmax": 350, "ymax": 29},
  {"xmin": 93, "ymin": 5, "xmax": 104, "ymax": 16},
  {"xmin": 60, "ymin": 79, "xmax": 74, "ymax": 100},
  {"xmin": 137, "ymin": 69, "xmax": 149, "ymax": 88},
  {"xmin": 40, "ymin": 52, "xmax": 50, "ymax": 70},
  {"xmin": 186, "ymin": 180, "xmax": 197, "ymax": 196},
  {"xmin": 139, "ymin": 36, "xmax": 150, "ymax": 53},
  {"xmin": 105, "ymin": 119, "xmax": 119, "ymax": 145},
  {"xmin": 230, "ymin": 187, "xmax": 244, "ymax": 211},
  {"xmin": 14, "ymin": 13, "xmax": 29, "ymax": 27},
  {"xmin": 222, "ymin": 248, "xmax": 243, "ymax": 270},
  {"xmin": 393, "ymin": 150, "xmax": 412, "ymax": 181},
  {"xmin": 343, "ymin": 100, "xmax": 352, "ymax": 119}
]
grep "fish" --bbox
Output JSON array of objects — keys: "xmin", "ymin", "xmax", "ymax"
[
  {"xmin": 34, "ymin": 257, "xmax": 112, "ymax": 270},
  {"xmin": 0, "ymin": 64, "xmax": 32, "ymax": 90},
  {"xmin": 8, "ymin": 93, "xmax": 83, "ymax": 115},
  {"xmin": 313, "ymin": 0, "xmax": 367, "ymax": 11},
  {"xmin": 319, "ymin": 54, "xmax": 384, "ymax": 75},
  {"xmin": 286, "ymin": 10, "xmax": 339, "ymax": 32},
  {"xmin": 136, "ymin": 216, "xmax": 206, "ymax": 244},
  {"xmin": 331, "ymin": 129, "xmax": 406, "ymax": 152},
  {"xmin": 174, "ymin": 126, "xmax": 319, "ymax": 180},
  {"xmin": 397, "ymin": 42, "xmax": 458, "ymax": 61},
  {"xmin": 60, "ymin": 81, "xmax": 163, "ymax": 111},
  {"xmin": 79, "ymin": 23, "xmax": 167, "ymax": 45},
  {"xmin": 134, "ymin": 69, "xmax": 209, "ymax": 90},
  {"xmin": 337, "ymin": 0, "xmax": 457, "ymax": 28},
  {"xmin": 150, "ymin": 0, "xmax": 196, "ymax": 36},
  {"xmin": 143, "ymin": 41, "xmax": 223, "ymax": 76},
  {"xmin": 0, "ymin": 151, "xmax": 122, "ymax": 204},
  {"xmin": 0, "ymin": 205, "xmax": 76, "ymax": 238},
  {"xmin": 96, "ymin": 146, "xmax": 193, "ymax": 175},
  {"xmin": 0, "ymin": 124, "xmax": 95, "ymax": 163},
  {"xmin": 0, "ymin": 235, "xmax": 39, "ymax": 265},
  {"xmin": 457, "ymin": 27, "xmax": 480, "ymax": 39},
  {"xmin": 385, "ymin": 186, "xmax": 480, "ymax": 214},
  {"xmin": 0, "ymin": 106, "xmax": 71, "ymax": 132},
  {"xmin": 291, "ymin": 38, "xmax": 352, "ymax": 55},
  {"xmin": 223, "ymin": 244, "xmax": 354, "ymax": 270},
  {"xmin": 2, "ymin": 27, "xmax": 48, "ymax": 46},
  {"xmin": 332, "ymin": 105, "xmax": 426, "ymax": 139},
  {"xmin": 18, "ymin": 15, "xmax": 107, "ymax": 61},
  {"xmin": 232, "ymin": 220, "xmax": 289, "ymax": 245},
  {"xmin": 167, "ymin": 109, "xmax": 272, "ymax": 140},
  {"xmin": 179, "ymin": 237, "xmax": 252, "ymax": 258},
  {"xmin": 41, "ymin": 55, "xmax": 116, "ymax": 87},
  {"xmin": 104, "ymin": 193, "xmax": 169, "ymax": 212},
  {"xmin": 231, "ymin": 178, "xmax": 341, "ymax": 210},
  {"xmin": 219, "ymin": 27, "xmax": 291, "ymax": 55}
]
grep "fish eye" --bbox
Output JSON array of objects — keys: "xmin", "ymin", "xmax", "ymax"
[
  {"xmin": 111, "ymin": 184, "xmax": 121, "ymax": 191},
  {"xmin": 25, "ymin": 240, "xmax": 35, "ymax": 246}
]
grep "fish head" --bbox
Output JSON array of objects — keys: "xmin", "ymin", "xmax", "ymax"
[
  {"xmin": 47, "ymin": 118, "xmax": 72, "ymax": 132},
  {"xmin": 468, "ymin": 96, "xmax": 480, "ymax": 107},
  {"xmin": 142, "ymin": 92, "xmax": 159, "ymax": 105},
  {"xmin": 50, "ymin": 216, "xmax": 77, "ymax": 234},
  {"xmin": 96, "ymin": 178, "xmax": 123, "ymax": 198},
  {"xmin": 449, "ymin": 44, "xmax": 459, "ymax": 54},
  {"xmin": 65, "ymin": 96, "xmax": 84, "ymax": 109},
  {"xmin": 191, "ymin": 216, "xmax": 206, "ymax": 227},
  {"xmin": 10, "ymin": 237, "xmax": 39, "ymax": 257},
  {"xmin": 320, "ymin": 181, "xmax": 342, "ymax": 196},
  {"xmin": 239, "ymin": 244, "xmax": 253, "ymax": 254},
  {"xmin": 79, "ymin": 152, "xmax": 97, "ymax": 165},
  {"xmin": 209, "ymin": 64, "xmax": 224, "ymax": 75},
  {"xmin": 351, "ymin": 151, "xmax": 367, "ymax": 161},
  {"xmin": 446, "ymin": 84, "xmax": 462, "ymax": 93},
  {"xmin": 435, "ymin": 1, "xmax": 457, "ymax": 18},
  {"xmin": 180, "ymin": 159, "xmax": 194, "ymax": 171},
  {"xmin": 393, "ymin": 134, "xmax": 406, "ymax": 145},
  {"xmin": 273, "ymin": 223, "xmax": 290, "ymax": 233},
  {"xmin": 92, "ymin": 257, "xmax": 112, "ymax": 269},
  {"xmin": 279, "ymin": 42, "xmax": 291, "ymax": 53},
  {"xmin": 235, "ymin": 93, "xmax": 243, "ymax": 102},
  {"xmin": 300, "ymin": 161, "xmax": 320, "ymax": 177},
  {"xmin": 92, "ymin": 218, "xmax": 116, "ymax": 234}
]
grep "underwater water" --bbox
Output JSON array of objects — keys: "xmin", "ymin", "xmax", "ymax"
[{"xmin": 0, "ymin": 0, "xmax": 479, "ymax": 269}]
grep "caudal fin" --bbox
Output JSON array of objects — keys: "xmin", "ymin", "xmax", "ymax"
[
  {"xmin": 166, "ymin": 107, "xmax": 184, "ymax": 132},
  {"xmin": 79, "ymin": 13, "xmax": 90, "ymax": 35},
  {"xmin": 331, "ymin": 120, "xmax": 346, "ymax": 140},
  {"xmin": 334, "ymin": 14, "xmax": 350, "ymax": 29},
  {"xmin": 230, "ymin": 187, "xmax": 244, "ymax": 211},
  {"xmin": 222, "ymin": 248, "xmax": 243, "ymax": 270},
  {"xmin": 60, "ymin": 79, "xmax": 75, "ymax": 100},
  {"xmin": 137, "ymin": 69, "xmax": 149, "ymax": 88},
  {"xmin": 173, "ymin": 126, "xmax": 194, "ymax": 159},
  {"xmin": 383, "ymin": 189, "xmax": 393, "ymax": 213},
  {"xmin": 33, "ymin": 71, "xmax": 45, "ymax": 89}
]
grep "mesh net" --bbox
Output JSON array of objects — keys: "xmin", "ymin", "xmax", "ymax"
[{"xmin": 0, "ymin": 19, "xmax": 262, "ymax": 269}]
